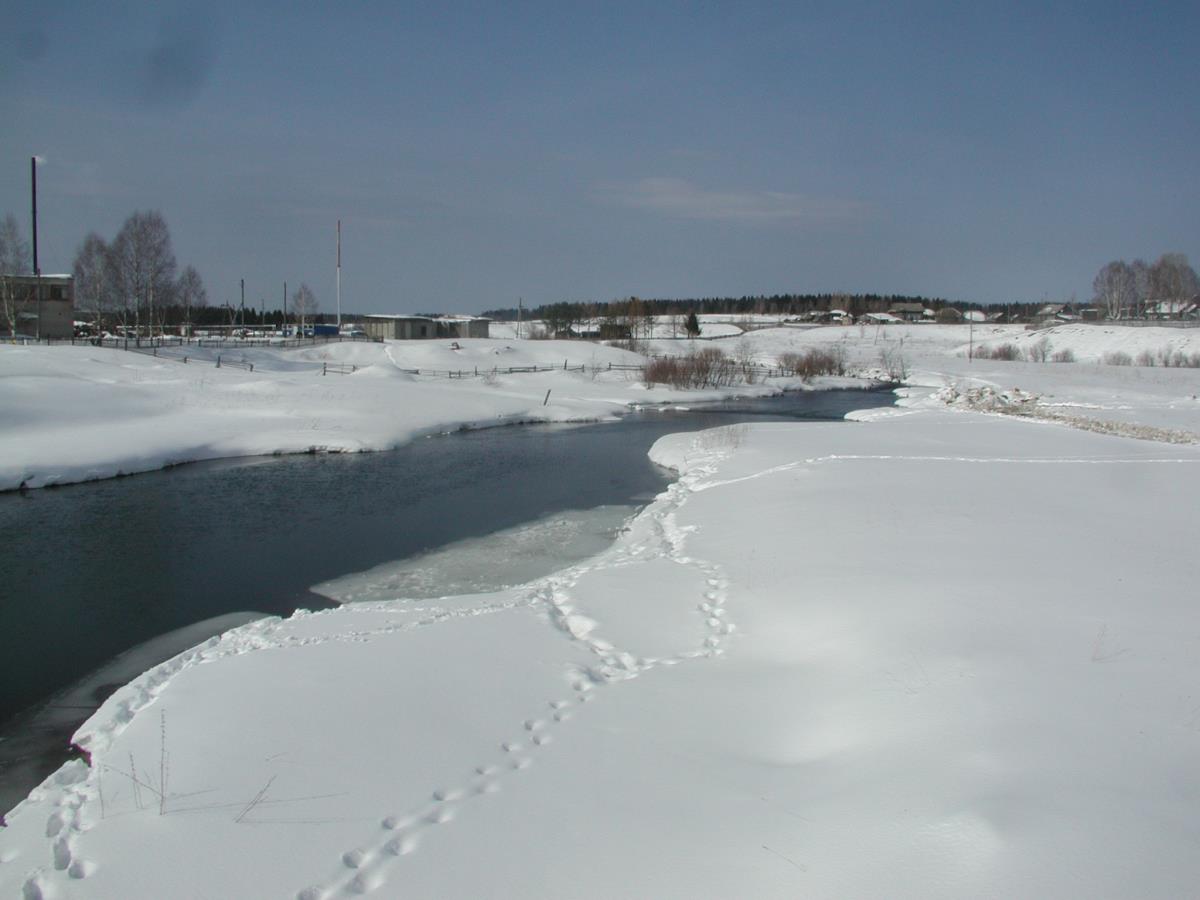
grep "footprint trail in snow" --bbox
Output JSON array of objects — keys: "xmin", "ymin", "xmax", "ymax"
[{"xmin": 295, "ymin": 443, "xmax": 737, "ymax": 897}]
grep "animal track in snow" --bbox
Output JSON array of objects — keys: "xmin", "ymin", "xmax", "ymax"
[
  {"xmin": 295, "ymin": 474, "xmax": 740, "ymax": 896},
  {"xmin": 424, "ymin": 805, "xmax": 454, "ymax": 825},
  {"xmin": 299, "ymin": 694, "xmax": 583, "ymax": 897},
  {"xmin": 23, "ymin": 427, "xmax": 738, "ymax": 900}
]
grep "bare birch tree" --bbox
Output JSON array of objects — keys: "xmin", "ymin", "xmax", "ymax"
[
  {"xmin": 108, "ymin": 211, "xmax": 177, "ymax": 337},
  {"xmin": 1092, "ymin": 260, "xmax": 1135, "ymax": 319},
  {"xmin": 1130, "ymin": 258, "xmax": 1151, "ymax": 319},
  {"xmin": 291, "ymin": 283, "xmax": 319, "ymax": 332},
  {"xmin": 73, "ymin": 233, "xmax": 113, "ymax": 330},
  {"xmin": 175, "ymin": 265, "xmax": 207, "ymax": 334},
  {"xmin": 0, "ymin": 214, "xmax": 31, "ymax": 337},
  {"xmin": 1149, "ymin": 253, "xmax": 1200, "ymax": 314}
]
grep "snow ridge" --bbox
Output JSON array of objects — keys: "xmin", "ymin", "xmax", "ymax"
[{"xmin": 931, "ymin": 383, "xmax": 1200, "ymax": 444}]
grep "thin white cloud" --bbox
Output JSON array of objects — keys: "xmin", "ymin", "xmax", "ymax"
[{"xmin": 598, "ymin": 177, "xmax": 872, "ymax": 225}]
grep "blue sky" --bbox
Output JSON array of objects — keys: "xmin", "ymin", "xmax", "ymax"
[{"xmin": 2, "ymin": 1, "xmax": 1197, "ymax": 313}]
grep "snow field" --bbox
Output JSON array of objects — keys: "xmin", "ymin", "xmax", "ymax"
[
  {"xmin": 4, "ymin": 404, "xmax": 1200, "ymax": 897},
  {"xmin": 5, "ymin": 323, "xmax": 1196, "ymax": 493},
  {"xmin": 649, "ymin": 320, "xmax": 1200, "ymax": 373},
  {"xmin": 646, "ymin": 322, "xmax": 1200, "ymax": 436},
  {"xmin": 0, "ymin": 338, "xmax": 788, "ymax": 492},
  {"xmin": 3, "ymin": 320, "xmax": 1200, "ymax": 897}
]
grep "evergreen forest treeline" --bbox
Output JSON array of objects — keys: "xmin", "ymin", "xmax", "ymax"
[{"xmin": 481, "ymin": 294, "xmax": 1043, "ymax": 323}]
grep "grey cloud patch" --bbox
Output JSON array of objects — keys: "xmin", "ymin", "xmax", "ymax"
[
  {"xmin": 140, "ymin": 13, "xmax": 219, "ymax": 109},
  {"xmin": 598, "ymin": 177, "xmax": 872, "ymax": 225}
]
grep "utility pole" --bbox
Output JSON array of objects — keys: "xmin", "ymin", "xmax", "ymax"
[
  {"xmin": 283, "ymin": 281, "xmax": 288, "ymax": 333},
  {"xmin": 517, "ymin": 297, "xmax": 523, "ymax": 340},
  {"xmin": 336, "ymin": 219, "xmax": 342, "ymax": 330},
  {"xmin": 31, "ymin": 157, "xmax": 41, "ymax": 340},
  {"xmin": 240, "ymin": 279, "xmax": 245, "ymax": 330}
]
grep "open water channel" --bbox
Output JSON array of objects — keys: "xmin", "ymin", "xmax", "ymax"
[{"xmin": 0, "ymin": 388, "xmax": 893, "ymax": 815}]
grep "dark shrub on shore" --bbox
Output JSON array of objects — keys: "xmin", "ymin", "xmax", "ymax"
[
  {"xmin": 643, "ymin": 348, "xmax": 744, "ymax": 388},
  {"xmin": 778, "ymin": 347, "xmax": 846, "ymax": 380}
]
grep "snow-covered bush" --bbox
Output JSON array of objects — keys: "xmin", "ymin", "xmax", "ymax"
[
  {"xmin": 1050, "ymin": 348, "xmax": 1075, "ymax": 363},
  {"xmin": 1102, "ymin": 351, "xmax": 1133, "ymax": 366},
  {"xmin": 981, "ymin": 343, "xmax": 1023, "ymax": 361},
  {"xmin": 878, "ymin": 346, "xmax": 909, "ymax": 381},
  {"xmin": 1158, "ymin": 348, "xmax": 1200, "ymax": 368},
  {"xmin": 1027, "ymin": 337, "xmax": 1052, "ymax": 362}
]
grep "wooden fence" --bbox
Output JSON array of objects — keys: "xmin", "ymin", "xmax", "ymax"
[{"xmin": 93, "ymin": 343, "xmax": 791, "ymax": 381}]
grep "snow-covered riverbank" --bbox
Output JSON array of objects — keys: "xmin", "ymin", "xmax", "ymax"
[
  {"xmin": 4, "ymin": 324, "xmax": 1198, "ymax": 492},
  {"xmin": 3, "ymin": 325, "xmax": 1200, "ymax": 897},
  {"xmin": 658, "ymin": 321, "xmax": 1200, "ymax": 436},
  {"xmin": 0, "ymin": 338, "xmax": 794, "ymax": 492}
]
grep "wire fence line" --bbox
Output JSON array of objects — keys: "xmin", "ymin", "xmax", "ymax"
[
  {"xmin": 115, "ymin": 343, "xmax": 360, "ymax": 376},
  {"xmin": 406, "ymin": 361, "xmax": 604, "ymax": 378},
  {"xmin": 70, "ymin": 339, "xmax": 795, "ymax": 381},
  {"xmin": 401, "ymin": 359, "xmax": 791, "ymax": 380},
  {"xmin": 96, "ymin": 334, "xmax": 380, "ymax": 350},
  {"xmin": 0, "ymin": 334, "xmax": 382, "ymax": 349},
  {"xmin": 1078, "ymin": 319, "xmax": 1198, "ymax": 329}
]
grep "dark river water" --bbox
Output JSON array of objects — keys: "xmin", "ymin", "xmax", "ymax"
[{"xmin": 0, "ymin": 388, "xmax": 892, "ymax": 815}]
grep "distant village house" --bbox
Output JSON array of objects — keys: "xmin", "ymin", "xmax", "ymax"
[
  {"xmin": 362, "ymin": 314, "xmax": 490, "ymax": 340},
  {"xmin": 1, "ymin": 274, "xmax": 74, "ymax": 339},
  {"xmin": 1148, "ymin": 299, "xmax": 1199, "ymax": 320},
  {"xmin": 862, "ymin": 311, "xmax": 903, "ymax": 324},
  {"xmin": 1032, "ymin": 303, "xmax": 1077, "ymax": 326},
  {"xmin": 888, "ymin": 302, "xmax": 928, "ymax": 322}
]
